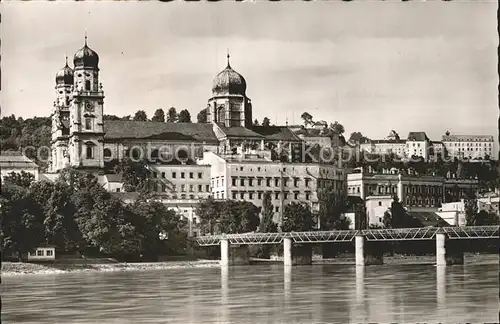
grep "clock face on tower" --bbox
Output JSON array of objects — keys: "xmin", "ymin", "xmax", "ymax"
[{"xmin": 84, "ymin": 101, "xmax": 95, "ymax": 112}]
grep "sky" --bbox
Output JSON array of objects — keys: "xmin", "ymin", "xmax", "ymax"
[{"xmin": 2, "ymin": 1, "xmax": 498, "ymax": 149}]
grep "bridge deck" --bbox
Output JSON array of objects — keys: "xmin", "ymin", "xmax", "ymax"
[{"xmin": 195, "ymin": 226, "xmax": 500, "ymax": 246}]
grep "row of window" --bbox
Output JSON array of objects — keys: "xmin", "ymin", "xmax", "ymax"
[
  {"xmin": 448, "ymin": 142, "xmax": 492, "ymax": 146},
  {"xmin": 229, "ymin": 177, "xmax": 312, "ymax": 188},
  {"xmin": 454, "ymin": 147, "xmax": 492, "ymax": 152},
  {"xmin": 230, "ymin": 191, "xmax": 312, "ymax": 201},
  {"xmin": 349, "ymin": 185, "xmax": 451, "ymax": 197},
  {"xmin": 151, "ymin": 171, "xmax": 204, "ymax": 180},
  {"xmin": 156, "ymin": 183, "xmax": 210, "ymax": 193}
]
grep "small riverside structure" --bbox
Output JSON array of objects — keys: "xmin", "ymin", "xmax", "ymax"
[
  {"xmin": 196, "ymin": 226, "xmax": 499, "ymax": 267},
  {"xmin": 27, "ymin": 246, "xmax": 56, "ymax": 261}
]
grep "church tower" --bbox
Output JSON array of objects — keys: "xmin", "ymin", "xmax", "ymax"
[
  {"xmin": 207, "ymin": 53, "xmax": 252, "ymax": 128},
  {"xmin": 51, "ymin": 56, "xmax": 73, "ymax": 172},
  {"xmin": 68, "ymin": 36, "xmax": 105, "ymax": 170}
]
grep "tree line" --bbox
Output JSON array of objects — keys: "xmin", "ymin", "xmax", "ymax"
[
  {"xmin": 105, "ymin": 107, "xmax": 194, "ymax": 123},
  {"xmin": 1, "ymin": 169, "xmax": 188, "ymax": 261}
]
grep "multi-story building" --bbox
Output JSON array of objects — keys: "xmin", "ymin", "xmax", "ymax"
[
  {"xmin": 347, "ymin": 168, "xmax": 479, "ymax": 211},
  {"xmin": 201, "ymin": 151, "xmax": 346, "ymax": 223},
  {"xmin": 148, "ymin": 164, "xmax": 211, "ymax": 200},
  {"xmin": 441, "ymin": 133, "xmax": 494, "ymax": 160},
  {"xmin": 358, "ymin": 130, "xmax": 497, "ymax": 162},
  {"xmin": 359, "ymin": 130, "xmax": 431, "ymax": 160},
  {"xmin": 405, "ymin": 132, "xmax": 431, "ymax": 160}
]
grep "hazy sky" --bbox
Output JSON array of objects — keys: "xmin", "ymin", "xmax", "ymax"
[{"xmin": 2, "ymin": 1, "xmax": 498, "ymax": 145}]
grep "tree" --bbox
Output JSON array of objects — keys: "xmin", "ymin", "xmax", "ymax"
[
  {"xmin": 259, "ymin": 192, "xmax": 277, "ymax": 232},
  {"xmin": 196, "ymin": 197, "xmax": 221, "ymax": 235},
  {"xmin": 103, "ymin": 115, "xmax": 121, "ymax": 121},
  {"xmin": 3, "ymin": 171, "xmax": 35, "ymax": 188},
  {"xmin": 218, "ymin": 200, "xmax": 260, "ymax": 234},
  {"xmin": 152, "ymin": 109, "xmax": 165, "ymax": 122},
  {"xmin": 282, "ymin": 202, "xmax": 314, "ymax": 232},
  {"xmin": 167, "ymin": 107, "xmax": 178, "ymax": 123},
  {"xmin": 1, "ymin": 184, "xmax": 45, "ymax": 260},
  {"xmin": 121, "ymin": 115, "xmax": 131, "ymax": 121},
  {"xmin": 383, "ymin": 209, "xmax": 392, "ymax": 228},
  {"xmin": 391, "ymin": 196, "xmax": 407, "ymax": 228},
  {"xmin": 465, "ymin": 197, "xmax": 479, "ymax": 226},
  {"xmin": 329, "ymin": 121, "xmax": 345, "ymax": 135},
  {"xmin": 262, "ymin": 117, "xmax": 271, "ymax": 127},
  {"xmin": 301, "ymin": 112, "xmax": 314, "ymax": 127},
  {"xmin": 113, "ymin": 158, "xmax": 155, "ymax": 194},
  {"xmin": 197, "ymin": 109, "xmax": 207, "ymax": 123},
  {"xmin": 178, "ymin": 109, "xmax": 192, "ymax": 123},
  {"xmin": 29, "ymin": 180, "xmax": 81, "ymax": 251},
  {"xmin": 253, "ymin": 119, "xmax": 260, "ymax": 126},
  {"xmin": 318, "ymin": 188, "xmax": 347, "ymax": 230},
  {"xmin": 348, "ymin": 132, "xmax": 370, "ymax": 145},
  {"xmin": 133, "ymin": 110, "xmax": 148, "ymax": 121},
  {"xmin": 475, "ymin": 210, "xmax": 500, "ymax": 225},
  {"xmin": 127, "ymin": 199, "xmax": 187, "ymax": 259}
]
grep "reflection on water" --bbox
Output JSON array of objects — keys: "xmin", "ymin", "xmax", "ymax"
[{"xmin": 2, "ymin": 256, "xmax": 498, "ymax": 324}]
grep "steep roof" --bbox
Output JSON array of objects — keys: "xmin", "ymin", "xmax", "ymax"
[
  {"xmin": 251, "ymin": 126, "xmax": 302, "ymax": 142},
  {"xmin": 0, "ymin": 151, "xmax": 39, "ymax": 169},
  {"xmin": 217, "ymin": 125, "xmax": 263, "ymax": 138},
  {"xmin": 407, "ymin": 132, "xmax": 429, "ymax": 142},
  {"xmin": 103, "ymin": 120, "xmax": 218, "ymax": 143},
  {"xmin": 104, "ymin": 174, "xmax": 122, "ymax": 183},
  {"xmin": 408, "ymin": 212, "xmax": 449, "ymax": 227}
]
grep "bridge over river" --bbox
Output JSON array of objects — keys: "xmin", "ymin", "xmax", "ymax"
[{"xmin": 194, "ymin": 226, "xmax": 499, "ymax": 267}]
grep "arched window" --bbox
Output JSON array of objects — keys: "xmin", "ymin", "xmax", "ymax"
[
  {"xmin": 103, "ymin": 148, "xmax": 112, "ymax": 159},
  {"xmin": 86, "ymin": 142, "xmax": 95, "ymax": 159},
  {"xmin": 177, "ymin": 148, "xmax": 188, "ymax": 161},
  {"xmin": 130, "ymin": 147, "xmax": 142, "ymax": 160}
]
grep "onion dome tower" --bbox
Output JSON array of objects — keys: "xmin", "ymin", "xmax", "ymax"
[
  {"xmin": 207, "ymin": 52, "xmax": 252, "ymax": 128},
  {"xmin": 67, "ymin": 34, "xmax": 105, "ymax": 171}
]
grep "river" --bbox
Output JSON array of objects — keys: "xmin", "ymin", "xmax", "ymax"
[{"xmin": 2, "ymin": 256, "xmax": 498, "ymax": 323}]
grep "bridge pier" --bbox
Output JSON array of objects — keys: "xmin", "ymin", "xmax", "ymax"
[
  {"xmin": 220, "ymin": 238, "xmax": 250, "ymax": 266},
  {"xmin": 283, "ymin": 237, "xmax": 313, "ymax": 266},
  {"xmin": 355, "ymin": 235, "xmax": 383, "ymax": 266},
  {"xmin": 436, "ymin": 233, "xmax": 464, "ymax": 266}
]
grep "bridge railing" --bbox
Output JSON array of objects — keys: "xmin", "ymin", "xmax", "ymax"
[{"xmin": 194, "ymin": 226, "xmax": 500, "ymax": 246}]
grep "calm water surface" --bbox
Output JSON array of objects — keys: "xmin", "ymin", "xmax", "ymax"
[{"xmin": 2, "ymin": 257, "xmax": 499, "ymax": 323}]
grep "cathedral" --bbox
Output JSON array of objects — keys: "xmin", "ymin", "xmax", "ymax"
[{"xmin": 49, "ymin": 38, "xmax": 303, "ymax": 173}]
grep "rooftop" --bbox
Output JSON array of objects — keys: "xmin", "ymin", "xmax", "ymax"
[
  {"xmin": 103, "ymin": 120, "xmax": 218, "ymax": 143},
  {"xmin": 442, "ymin": 134, "xmax": 494, "ymax": 142},
  {"xmin": 407, "ymin": 132, "xmax": 429, "ymax": 142},
  {"xmin": 0, "ymin": 150, "xmax": 39, "ymax": 169}
]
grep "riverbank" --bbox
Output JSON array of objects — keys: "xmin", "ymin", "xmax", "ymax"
[
  {"xmin": 1, "ymin": 260, "xmax": 221, "ymax": 277},
  {"xmin": 2, "ymin": 253, "xmax": 497, "ymax": 276}
]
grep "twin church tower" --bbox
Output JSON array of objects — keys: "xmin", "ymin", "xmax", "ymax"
[{"xmin": 51, "ymin": 38, "xmax": 252, "ymax": 172}]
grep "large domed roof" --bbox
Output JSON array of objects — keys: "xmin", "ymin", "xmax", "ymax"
[
  {"xmin": 55, "ymin": 59, "xmax": 74, "ymax": 85},
  {"xmin": 73, "ymin": 37, "xmax": 99, "ymax": 69},
  {"xmin": 212, "ymin": 55, "xmax": 247, "ymax": 96}
]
